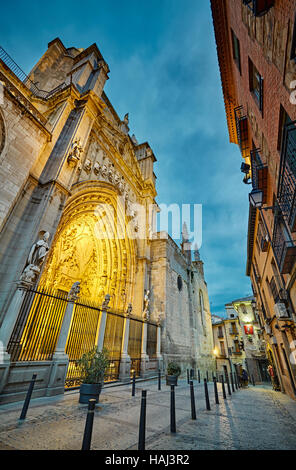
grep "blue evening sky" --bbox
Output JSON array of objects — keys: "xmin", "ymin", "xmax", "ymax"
[{"xmin": 0, "ymin": 0, "xmax": 252, "ymax": 315}]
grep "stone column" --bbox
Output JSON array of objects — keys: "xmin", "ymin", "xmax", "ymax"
[
  {"xmin": 47, "ymin": 282, "xmax": 80, "ymax": 397},
  {"xmin": 96, "ymin": 294, "xmax": 110, "ymax": 351},
  {"xmin": 140, "ymin": 319, "xmax": 150, "ymax": 378},
  {"xmin": 119, "ymin": 303, "xmax": 132, "ymax": 382},
  {"xmin": 0, "ymin": 285, "xmax": 28, "ymax": 357}
]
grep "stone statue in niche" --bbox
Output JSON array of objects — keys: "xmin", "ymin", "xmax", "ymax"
[
  {"xmin": 93, "ymin": 161, "xmax": 101, "ymax": 176},
  {"xmin": 118, "ymin": 176, "xmax": 125, "ymax": 195},
  {"xmin": 68, "ymin": 281, "xmax": 80, "ymax": 302},
  {"xmin": 143, "ymin": 290, "xmax": 150, "ymax": 321},
  {"xmin": 193, "ymin": 244, "xmax": 201, "ymax": 262},
  {"xmin": 126, "ymin": 303, "xmax": 133, "ymax": 316},
  {"xmin": 108, "ymin": 163, "xmax": 114, "ymax": 183},
  {"xmin": 102, "ymin": 294, "xmax": 111, "ymax": 310},
  {"xmin": 131, "ymin": 134, "xmax": 138, "ymax": 145},
  {"xmin": 101, "ymin": 160, "xmax": 108, "ymax": 179},
  {"xmin": 83, "ymin": 159, "xmax": 92, "ymax": 174},
  {"xmin": 121, "ymin": 113, "xmax": 130, "ymax": 135},
  {"xmin": 67, "ymin": 138, "xmax": 83, "ymax": 166},
  {"xmin": 20, "ymin": 231, "xmax": 50, "ymax": 286},
  {"xmin": 123, "ymin": 113, "xmax": 129, "ymax": 126}
]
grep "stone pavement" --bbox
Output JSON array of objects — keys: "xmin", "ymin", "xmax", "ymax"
[{"xmin": 0, "ymin": 379, "xmax": 296, "ymax": 450}]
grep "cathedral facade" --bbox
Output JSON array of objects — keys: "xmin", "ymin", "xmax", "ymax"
[{"xmin": 0, "ymin": 38, "xmax": 214, "ymax": 403}]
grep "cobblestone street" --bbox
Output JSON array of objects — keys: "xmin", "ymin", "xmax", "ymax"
[{"xmin": 0, "ymin": 379, "xmax": 296, "ymax": 451}]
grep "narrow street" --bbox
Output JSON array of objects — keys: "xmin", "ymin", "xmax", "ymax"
[{"xmin": 0, "ymin": 379, "xmax": 296, "ymax": 451}]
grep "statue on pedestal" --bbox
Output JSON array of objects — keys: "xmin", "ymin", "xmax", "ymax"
[{"xmin": 20, "ymin": 231, "xmax": 50, "ymax": 286}]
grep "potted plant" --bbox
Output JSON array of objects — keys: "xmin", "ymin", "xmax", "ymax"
[
  {"xmin": 76, "ymin": 347, "xmax": 109, "ymax": 404},
  {"xmin": 166, "ymin": 361, "xmax": 181, "ymax": 386}
]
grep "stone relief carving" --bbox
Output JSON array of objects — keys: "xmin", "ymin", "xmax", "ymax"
[{"xmin": 20, "ymin": 231, "xmax": 50, "ymax": 286}]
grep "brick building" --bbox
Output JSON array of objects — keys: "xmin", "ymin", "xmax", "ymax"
[{"xmin": 211, "ymin": 0, "xmax": 296, "ymax": 399}]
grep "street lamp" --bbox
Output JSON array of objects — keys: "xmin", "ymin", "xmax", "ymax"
[{"xmin": 249, "ymin": 189, "xmax": 263, "ymax": 208}]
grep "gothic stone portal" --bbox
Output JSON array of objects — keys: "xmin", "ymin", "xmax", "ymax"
[{"xmin": 40, "ymin": 185, "xmax": 136, "ymax": 312}]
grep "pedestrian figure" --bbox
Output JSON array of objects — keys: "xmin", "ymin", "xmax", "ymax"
[{"xmin": 242, "ymin": 369, "xmax": 248, "ymax": 387}]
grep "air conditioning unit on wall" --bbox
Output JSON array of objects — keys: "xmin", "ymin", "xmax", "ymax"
[{"xmin": 274, "ymin": 302, "xmax": 290, "ymax": 319}]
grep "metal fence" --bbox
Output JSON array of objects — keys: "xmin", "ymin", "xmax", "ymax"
[
  {"xmin": 7, "ymin": 286, "xmax": 160, "ymax": 387},
  {"xmin": 7, "ymin": 288, "xmax": 68, "ymax": 362},
  {"xmin": 65, "ymin": 299, "xmax": 102, "ymax": 388}
]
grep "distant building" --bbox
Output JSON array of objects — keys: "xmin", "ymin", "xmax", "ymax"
[
  {"xmin": 211, "ymin": 0, "xmax": 296, "ymax": 399},
  {"xmin": 212, "ymin": 296, "xmax": 269, "ymax": 383}
]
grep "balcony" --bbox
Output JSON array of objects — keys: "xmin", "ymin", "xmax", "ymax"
[
  {"xmin": 218, "ymin": 333, "xmax": 224, "ymax": 339},
  {"xmin": 251, "ymin": 149, "xmax": 268, "ymax": 204},
  {"xmin": 272, "ymin": 216, "xmax": 296, "ymax": 274},
  {"xmin": 277, "ymin": 121, "xmax": 296, "ymax": 231},
  {"xmin": 235, "ymin": 106, "xmax": 249, "ymax": 159},
  {"xmin": 242, "ymin": 0, "xmax": 275, "ymax": 17},
  {"xmin": 229, "ymin": 329, "xmax": 239, "ymax": 336}
]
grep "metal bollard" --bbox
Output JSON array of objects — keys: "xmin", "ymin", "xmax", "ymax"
[
  {"xmin": 226, "ymin": 374, "xmax": 232, "ymax": 396},
  {"xmin": 158, "ymin": 369, "xmax": 161, "ymax": 391},
  {"xmin": 190, "ymin": 381, "xmax": 196, "ymax": 420},
  {"xmin": 204, "ymin": 378, "xmax": 211, "ymax": 411},
  {"xmin": 170, "ymin": 385, "xmax": 176, "ymax": 433},
  {"xmin": 187, "ymin": 369, "xmax": 190, "ymax": 385},
  {"xmin": 198, "ymin": 369, "xmax": 200, "ymax": 384},
  {"xmin": 81, "ymin": 399, "xmax": 96, "ymax": 450},
  {"xmin": 221, "ymin": 375, "xmax": 227, "ymax": 400},
  {"xmin": 132, "ymin": 370, "xmax": 136, "ymax": 396},
  {"xmin": 213, "ymin": 376, "xmax": 219, "ymax": 405},
  {"xmin": 206, "ymin": 371, "xmax": 209, "ymax": 383},
  {"xmin": 252, "ymin": 375, "xmax": 255, "ymax": 386},
  {"xmin": 190, "ymin": 368, "xmax": 194, "ymax": 380},
  {"xmin": 138, "ymin": 390, "xmax": 147, "ymax": 450},
  {"xmin": 230, "ymin": 372, "xmax": 235, "ymax": 393},
  {"xmin": 19, "ymin": 373, "xmax": 37, "ymax": 420}
]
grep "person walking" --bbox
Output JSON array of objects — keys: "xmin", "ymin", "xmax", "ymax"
[{"xmin": 242, "ymin": 369, "xmax": 249, "ymax": 387}]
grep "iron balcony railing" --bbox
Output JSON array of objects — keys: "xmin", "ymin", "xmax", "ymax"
[
  {"xmin": 250, "ymin": 148, "xmax": 268, "ymax": 202},
  {"xmin": 235, "ymin": 106, "xmax": 249, "ymax": 158},
  {"xmin": 277, "ymin": 120, "xmax": 296, "ymax": 231},
  {"xmin": 272, "ymin": 214, "xmax": 296, "ymax": 274},
  {"xmin": 0, "ymin": 45, "xmax": 69, "ymax": 100},
  {"xmin": 242, "ymin": 0, "xmax": 275, "ymax": 17}
]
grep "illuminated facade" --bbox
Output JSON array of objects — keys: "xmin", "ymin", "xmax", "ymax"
[
  {"xmin": 211, "ymin": 0, "xmax": 296, "ymax": 399},
  {"xmin": 0, "ymin": 38, "xmax": 215, "ymax": 403},
  {"xmin": 212, "ymin": 296, "xmax": 268, "ymax": 383}
]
